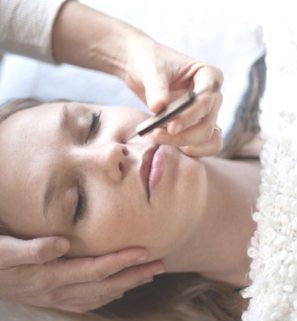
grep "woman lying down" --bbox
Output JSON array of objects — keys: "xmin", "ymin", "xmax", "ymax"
[{"xmin": 0, "ymin": 99, "xmax": 261, "ymax": 321}]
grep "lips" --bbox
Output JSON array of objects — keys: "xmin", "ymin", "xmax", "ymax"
[{"xmin": 140, "ymin": 145, "xmax": 165, "ymax": 200}]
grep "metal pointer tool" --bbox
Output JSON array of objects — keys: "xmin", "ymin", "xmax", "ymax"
[{"xmin": 125, "ymin": 81, "xmax": 219, "ymax": 142}]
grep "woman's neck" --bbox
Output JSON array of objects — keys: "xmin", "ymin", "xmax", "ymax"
[{"xmin": 163, "ymin": 157, "xmax": 261, "ymax": 288}]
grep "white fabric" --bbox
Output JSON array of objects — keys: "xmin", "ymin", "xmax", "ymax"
[
  {"xmin": 0, "ymin": 0, "xmax": 266, "ymax": 137},
  {"xmin": 242, "ymin": 112, "xmax": 297, "ymax": 321},
  {"xmin": 241, "ymin": 1, "xmax": 297, "ymax": 320},
  {"xmin": 0, "ymin": 0, "xmax": 71, "ymax": 63}
]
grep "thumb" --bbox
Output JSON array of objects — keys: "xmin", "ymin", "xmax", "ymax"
[
  {"xmin": 144, "ymin": 74, "xmax": 170, "ymax": 113},
  {"xmin": 0, "ymin": 235, "xmax": 70, "ymax": 268}
]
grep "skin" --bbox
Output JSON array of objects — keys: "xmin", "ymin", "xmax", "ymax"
[
  {"xmin": 0, "ymin": 102, "xmax": 261, "ymax": 288},
  {"xmin": 0, "ymin": 102, "xmax": 207, "ymax": 261}
]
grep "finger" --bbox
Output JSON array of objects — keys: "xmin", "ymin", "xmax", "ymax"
[
  {"xmin": 50, "ymin": 260, "xmax": 164, "ymax": 305},
  {"xmin": 193, "ymin": 64, "xmax": 224, "ymax": 95},
  {"xmin": 152, "ymin": 96, "xmax": 221, "ymax": 147},
  {"xmin": 179, "ymin": 127, "xmax": 223, "ymax": 157},
  {"xmin": 166, "ymin": 65, "xmax": 223, "ymax": 135},
  {"xmin": 144, "ymin": 72, "xmax": 170, "ymax": 113},
  {"xmin": 170, "ymin": 64, "xmax": 223, "ymax": 136},
  {"xmin": 93, "ymin": 260, "xmax": 161, "ymax": 294},
  {"xmin": 49, "ymin": 289, "xmax": 124, "ymax": 307},
  {"xmin": 167, "ymin": 90, "xmax": 222, "ymax": 135},
  {"xmin": 46, "ymin": 247, "xmax": 152, "ymax": 287},
  {"xmin": 20, "ymin": 284, "xmax": 123, "ymax": 309},
  {"xmin": 53, "ymin": 297, "xmax": 116, "ymax": 313},
  {"xmin": 10, "ymin": 248, "xmax": 151, "ymax": 296},
  {"xmin": 0, "ymin": 236, "xmax": 70, "ymax": 268}
]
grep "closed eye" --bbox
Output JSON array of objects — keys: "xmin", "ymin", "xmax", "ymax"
[
  {"xmin": 87, "ymin": 111, "xmax": 102, "ymax": 141},
  {"xmin": 73, "ymin": 184, "xmax": 86, "ymax": 225}
]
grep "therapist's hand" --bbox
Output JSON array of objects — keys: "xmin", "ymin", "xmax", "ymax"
[
  {"xmin": 0, "ymin": 235, "xmax": 165, "ymax": 313},
  {"xmin": 125, "ymin": 41, "xmax": 224, "ymax": 157},
  {"xmin": 53, "ymin": 2, "xmax": 222, "ymax": 157}
]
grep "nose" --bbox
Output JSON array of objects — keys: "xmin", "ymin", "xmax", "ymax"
[
  {"xmin": 76, "ymin": 142, "xmax": 129, "ymax": 182},
  {"xmin": 99, "ymin": 143, "xmax": 128, "ymax": 181},
  {"xmin": 83, "ymin": 142, "xmax": 128, "ymax": 181}
]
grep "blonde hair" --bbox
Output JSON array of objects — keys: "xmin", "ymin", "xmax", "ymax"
[{"xmin": 101, "ymin": 273, "xmax": 244, "ymax": 321}]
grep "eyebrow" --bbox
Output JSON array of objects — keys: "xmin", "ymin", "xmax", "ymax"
[
  {"xmin": 43, "ymin": 104, "xmax": 69, "ymax": 218},
  {"xmin": 60, "ymin": 103, "xmax": 70, "ymax": 134},
  {"xmin": 43, "ymin": 177, "xmax": 55, "ymax": 218}
]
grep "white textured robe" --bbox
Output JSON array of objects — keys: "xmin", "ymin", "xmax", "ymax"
[{"xmin": 242, "ymin": 1, "xmax": 297, "ymax": 320}]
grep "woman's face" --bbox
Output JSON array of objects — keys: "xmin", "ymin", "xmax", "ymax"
[{"xmin": 0, "ymin": 102, "xmax": 207, "ymax": 260}]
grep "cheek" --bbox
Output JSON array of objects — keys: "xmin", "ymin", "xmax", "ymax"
[
  {"xmin": 103, "ymin": 108, "xmax": 149, "ymax": 141},
  {"xmin": 146, "ymin": 157, "xmax": 207, "ymax": 256},
  {"xmin": 70, "ymin": 187, "xmax": 151, "ymax": 256}
]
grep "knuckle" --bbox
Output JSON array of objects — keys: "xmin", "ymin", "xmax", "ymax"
[
  {"xmin": 28, "ymin": 241, "xmax": 46, "ymax": 263},
  {"xmin": 208, "ymin": 64, "xmax": 224, "ymax": 84},
  {"xmin": 203, "ymin": 95, "xmax": 212, "ymax": 107},
  {"xmin": 116, "ymin": 252, "xmax": 133, "ymax": 270},
  {"xmin": 199, "ymin": 96, "xmax": 212, "ymax": 113},
  {"xmin": 32, "ymin": 278, "xmax": 48, "ymax": 293},
  {"xmin": 44, "ymin": 292, "xmax": 61, "ymax": 306},
  {"xmin": 88, "ymin": 269, "xmax": 107, "ymax": 282},
  {"xmin": 102, "ymin": 285, "xmax": 118, "ymax": 298},
  {"xmin": 204, "ymin": 125, "xmax": 214, "ymax": 142}
]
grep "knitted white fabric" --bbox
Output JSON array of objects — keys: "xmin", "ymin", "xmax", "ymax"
[
  {"xmin": 242, "ymin": 111, "xmax": 297, "ymax": 321},
  {"xmin": 241, "ymin": 2, "xmax": 297, "ymax": 320}
]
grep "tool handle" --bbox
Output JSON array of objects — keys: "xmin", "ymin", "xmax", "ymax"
[{"xmin": 136, "ymin": 91, "xmax": 200, "ymax": 137}]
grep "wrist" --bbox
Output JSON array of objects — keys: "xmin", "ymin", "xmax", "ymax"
[
  {"xmin": 90, "ymin": 24, "xmax": 152, "ymax": 79},
  {"xmin": 52, "ymin": 1, "xmax": 152, "ymax": 78},
  {"xmin": 115, "ymin": 31, "xmax": 156, "ymax": 80}
]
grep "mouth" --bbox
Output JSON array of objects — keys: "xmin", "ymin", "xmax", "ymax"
[{"xmin": 140, "ymin": 145, "xmax": 165, "ymax": 200}]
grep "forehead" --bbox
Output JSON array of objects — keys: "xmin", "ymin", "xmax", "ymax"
[
  {"xmin": 0, "ymin": 103, "xmax": 62, "ymax": 237},
  {"xmin": 0, "ymin": 103, "xmax": 61, "ymax": 177}
]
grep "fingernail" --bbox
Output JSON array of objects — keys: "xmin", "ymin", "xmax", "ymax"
[
  {"xmin": 55, "ymin": 238, "xmax": 69, "ymax": 254},
  {"xmin": 154, "ymin": 270, "xmax": 165, "ymax": 276},
  {"xmin": 142, "ymin": 278, "xmax": 153, "ymax": 285},
  {"xmin": 137, "ymin": 256, "xmax": 148, "ymax": 263},
  {"xmin": 173, "ymin": 123, "xmax": 183, "ymax": 135}
]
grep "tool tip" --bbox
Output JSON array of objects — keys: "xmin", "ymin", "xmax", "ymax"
[{"xmin": 125, "ymin": 132, "xmax": 138, "ymax": 142}]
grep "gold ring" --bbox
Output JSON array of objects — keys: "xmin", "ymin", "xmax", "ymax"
[{"xmin": 214, "ymin": 125, "xmax": 222, "ymax": 133}]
